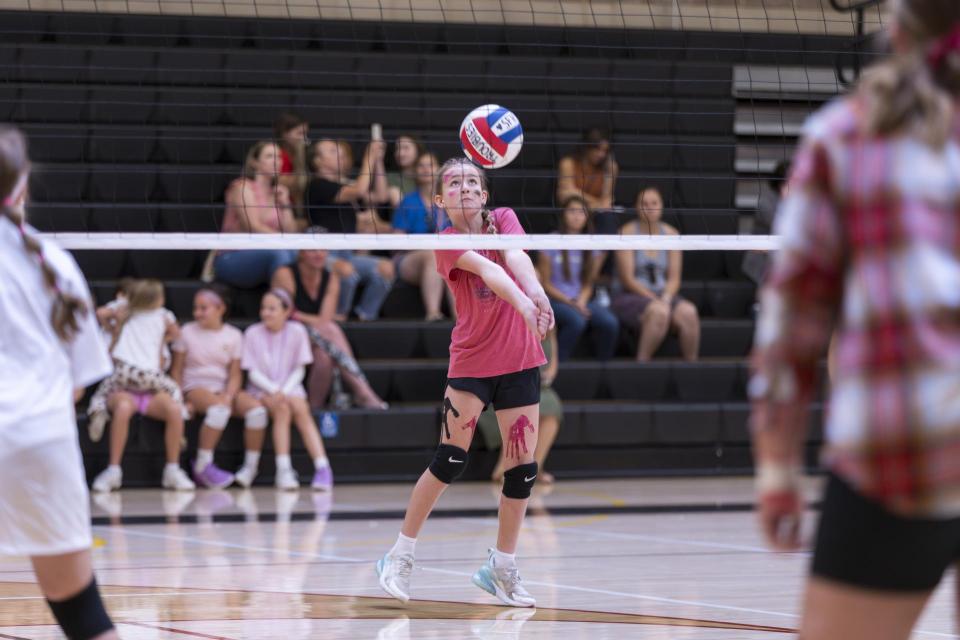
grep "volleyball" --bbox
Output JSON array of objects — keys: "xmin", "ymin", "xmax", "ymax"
[{"xmin": 459, "ymin": 104, "xmax": 524, "ymax": 169}]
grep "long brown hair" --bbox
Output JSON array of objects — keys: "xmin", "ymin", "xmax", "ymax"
[
  {"xmin": 0, "ymin": 126, "xmax": 86, "ymax": 342},
  {"xmin": 860, "ymin": 0, "xmax": 960, "ymax": 147},
  {"xmin": 434, "ymin": 157, "xmax": 497, "ymax": 234},
  {"xmin": 557, "ymin": 195, "xmax": 594, "ymax": 282}
]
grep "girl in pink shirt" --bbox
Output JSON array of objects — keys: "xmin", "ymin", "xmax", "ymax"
[
  {"xmin": 377, "ymin": 158, "xmax": 554, "ymax": 608},
  {"xmin": 170, "ymin": 285, "xmax": 269, "ymax": 490},
  {"xmin": 242, "ymin": 289, "xmax": 332, "ymax": 491}
]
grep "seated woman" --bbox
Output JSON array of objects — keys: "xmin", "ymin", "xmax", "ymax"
[
  {"xmin": 213, "ymin": 141, "xmax": 300, "ymax": 289},
  {"xmin": 271, "ymin": 247, "xmax": 388, "ymax": 410},
  {"xmin": 612, "ymin": 187, "xmax": 700, "ymax": 361},
  {"xmin": 538, "ymin": 196, "xmax": 618, "ymax": 360},
  {"xmin": 304, "ymin": 138, "xmax": 395, "ymax": 320},
  {"xmin": 393, "ymin": 151, "xmax": 454, "ymax": 321}
]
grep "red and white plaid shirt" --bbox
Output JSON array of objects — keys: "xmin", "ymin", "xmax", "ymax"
[{"xmin": 751, "ymin": 96, "xmax": 960, "ymax": 518}]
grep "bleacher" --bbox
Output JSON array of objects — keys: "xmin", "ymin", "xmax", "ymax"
[{"xmin": 0, "ymin": 10, "xmax": 846, "ymax": 485}]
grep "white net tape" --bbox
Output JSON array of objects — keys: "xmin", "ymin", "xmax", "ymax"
[{"xmin": 44, "ymin": 232, "xmax": 780, "ymax": 251}]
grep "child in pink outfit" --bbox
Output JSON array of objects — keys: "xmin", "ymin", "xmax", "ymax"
[
  {"xmin": 241, "ymin": 288, "xmax": 333, "ymax": 491},
  {"xmin": 171, "ymin": 285, "xmax": 270, "ymax": 489},
  {"xmin": 377, "ymin": 158, "xmax": 554, "ymax": 608}
]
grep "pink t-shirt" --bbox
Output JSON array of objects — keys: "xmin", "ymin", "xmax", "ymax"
[
  {"xmin": 435, "ymin": 207, "xmax": 546, "ymax": 379},
  {"xmin": 172, "ymin": 322, "xmax": 244, "ymax": 394},
  {"xmin": 221, "ymin": 178, "xmax": 285, "ymax": 234},
  {"xmin": 241, "ymin": 321, "xmax": 313, "ymax": 398}
]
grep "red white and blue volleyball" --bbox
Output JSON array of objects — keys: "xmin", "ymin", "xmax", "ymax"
[{"xmin": 459, "ymin": 104, "xmax": 523, "ymax": 169}]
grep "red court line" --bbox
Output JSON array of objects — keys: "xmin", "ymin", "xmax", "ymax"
[{"xmin": 125, "ymin": 621, "xmax": 237, "ymax": 640}]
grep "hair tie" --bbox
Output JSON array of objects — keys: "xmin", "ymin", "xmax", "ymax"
[{"xmin": 928, "ymin": 23, "xmax": 960, "ymax": 69}]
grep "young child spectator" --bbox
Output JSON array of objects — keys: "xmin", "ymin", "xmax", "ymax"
[
  {"xmin": 613, "ymin": 187, "xmax": 700, "ymax": 361},
  {"xmin": 170, "ymin": 285, "xmax": 270, "ymax": 489},
  {"xmin": 394, "ymin": 151, "xmax": 454, "ymax": 321},
  {"xmin": 242, "ymin": 288, "xmax": 334, "ymax": 490},
  {"xmin": 537, "ymin": 196, "xmax": 618, "ymax": 360},
  {"xmin": 271, "ymin": 247, "xmax": 388, "ymax": 410},
  {"xmin": 87, "ymin": 279, "xmax": 188, "ymax": 440},
  {"xmin": 556, "ymin": 128, "xmax": 618, "ymax": 210}
]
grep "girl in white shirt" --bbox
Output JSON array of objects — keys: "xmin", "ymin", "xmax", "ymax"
[
  {"xmin": 88, "ymin": 279, "xmax": 195, "ymax": 492},
  {"xmin": 0, "ymin": 125, "xmax": 119, "ymax": 639}
]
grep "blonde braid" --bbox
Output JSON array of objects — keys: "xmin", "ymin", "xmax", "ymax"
[{"xmin": 480, "ymin": 208, "xmax": 498, "ymax": 234}]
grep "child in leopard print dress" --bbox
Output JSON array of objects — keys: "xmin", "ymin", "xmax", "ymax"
[{"xmin": 87, "ymin": 279, "xmax": 187, "ymax": 440}]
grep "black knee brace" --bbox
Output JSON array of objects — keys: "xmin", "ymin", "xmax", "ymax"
[
  {"xmin": 47, "ymin": 578, "xmax": 114, "ymax": 640},
  {"xmin": 428, "ymin": 443, "xmax": 469, "ymax": 484},
  {"xmin": 503, "ymin": 461, "xmax": 538, "ymax": 499}
]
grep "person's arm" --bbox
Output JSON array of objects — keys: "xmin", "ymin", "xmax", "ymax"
[
  {"xmin": 274, "ymin": 184, "xmax": 300, "ymax": 233},
  {"xmin": 270, "ymin": 265, "xmax": 296, "ymax": 298},
  {"xmin": 599, "ymin": 153, "xmax": 618, "ymax": 209},
  {"xmin": 750, "ymin": 131, "xmax": 842, "ymax": 551},
  {"xmin": 280, "ymin": 366, "xmax": 306, "ymax": 395},
  {"xmin": 504, "ymin": 249, "xmax": 543, "ymax": 300},
  {"xmin": 455, "ymin": 251, "xmax": 545, "ymax": 339},
  {"xmin": 335, "ymin": 141, "xmax": 386, "ymax": 203},
  {"xmin": 224, "ymin": 358, "xmax": 243, "ymax": 401},
  {"xmin": 614, "ymin": 249, "xmax": 657, "ymax": 298},
  {"xmin": 369, "ymin": 147, "xmax": 391, "ymax": 205},
  {"xmin": 164, "ymin": 317, "xmax": 181, "ymax": 343},
  {"xmin": 555, "ymin": 156, "xmax": 581, "ymax": 205},
  {"xmin": 661, "ymin": 226, "xmax": 682, "ymax": 301},
  {"xmin": 169, "ymin": 349, "xmax": 186, "ymax": 388},
  {"xmin": 248, "ymin": 369, "xmax": 280, "ymax": 394},
  {"xmin": 541, "ymin": 328, "xmax": 559, "ymax": 386}
]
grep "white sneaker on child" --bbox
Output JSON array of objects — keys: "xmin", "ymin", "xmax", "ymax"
[
  {"xmin": 162, "ymin": 465, "xmax": 196, "ymax": 491},
  {"xmin": 275, "ymin": 467, "xmax": 299, "ymax": 491},
  {"xmin": 88, "ymin": 411, "xmax": 108, "ymax": 443},
  {"xmin": 234, "ymin": 464, "xmax": 258, "ymax": 489},
  {"xmin": 92, "ymin": 466, "xmax": 122, "ymax": 493}
]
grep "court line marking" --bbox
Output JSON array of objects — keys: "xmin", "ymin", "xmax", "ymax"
[{"xmin": 89, "ymin": 525, "xmax": 959, "ymax": 639}]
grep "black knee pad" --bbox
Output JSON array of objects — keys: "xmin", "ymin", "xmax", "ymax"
[
  {"xmin": 428, "ymin": 443, "xmax": 469, "ymax": 484},
  {"xmin": 47, "ymin": 578, "xmax": 114, "ymax": 640},
  {"xmin": 503, "ymin": 461, "xmax": 538, "ymax": 499}
]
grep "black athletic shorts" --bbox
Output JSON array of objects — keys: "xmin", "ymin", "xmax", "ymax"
[
  {"xmin": 446, "ymin": 367, "xmax": 540, "ymax": 411},
  {"xmin": 812, "ymin": 473, "xmax": 960, "ymax": 592}
]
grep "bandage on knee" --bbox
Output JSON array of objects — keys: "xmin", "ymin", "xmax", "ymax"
[
  {"xmin": 428, "ymin": 443, "xmax": 469, "ymax": 484},
  {"xmin": 244, "ymin": 406, "xmax": 268, "ymax": 430},
  {"xmin": 205, "ymin": 404, "xmax": 231, "ymax": 430},
  {"xmin": 502, "ymin": 461, "xmax": 538, "ymax": 499},
  {"xmin": 46, "ymin": 578, "xmax": 114, "ymax": 640}
]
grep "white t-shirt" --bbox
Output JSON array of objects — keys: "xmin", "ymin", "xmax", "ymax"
[
  {"xmin": 111, "ymin": 307, "xmax": 176, "ymax": 371},
  {"xmin": 173, "ymin": 322, "xmax": 243, "ymax": 393},
  {"xmin": 0, "ymin": 217, "xmax": 112, "ymax": 452}
]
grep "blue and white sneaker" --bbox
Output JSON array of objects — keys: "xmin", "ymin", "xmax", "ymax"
[
  {"xmin": 376, "ymin": 552, "xmax": 414, "ymax": 604},
  {"xmin": 471, "ymin": 549, "xmax": 536, "ymax": 608}
]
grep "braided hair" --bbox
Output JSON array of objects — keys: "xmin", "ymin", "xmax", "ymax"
[{"xmin": 0, "ymin": 125, "xmax": 85, "ymax": 342}]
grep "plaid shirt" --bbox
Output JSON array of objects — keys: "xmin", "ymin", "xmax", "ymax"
[{"xmin": 751, "ymin": 96, "xmax": 960, "ymax": 518}]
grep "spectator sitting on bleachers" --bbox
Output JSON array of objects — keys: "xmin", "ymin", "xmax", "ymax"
[
  {"xmin": 483, "ymin": 327, "xmax": 563, "ymax": 485},
  {"xmin": 304, "ymin": 138, "xmax": 395, "ymax": 319},
  {"xmin": 241, "ymin": 288, "xmax": 333, "ymax": 491},
  {"xmin": 742, "ymin": 159, "xmax": 790, "ymax": 285},
  {"xmin": 537, "ymin": 196, "xmax": 618, "ymax": 361},
  {"xmin": 89, "ymin": 280, "xmax": 195, "ymax": 493},
  {"xmin": 274, "ymin": 112, "xmax": 310, "ymax": 213},
  {"xmin": 272, "ymin": 247, "xmax": 388, "ymax": 410},
  {"xmin": 213, "ymin": 141, "xmax": 299, "ymax": 289},
  {"xmin": 613, "ymin": 187, "xmax": 700, "ymax": 361},
  {"xmin": 393, "ymin": 151, "xmax": 454, "ymax": 321},
  {"xmin": 169, "ymin": 284, "xmax": 269, "ymax": 490},
  {"xmin": 556, "ymin": 128, "xmax": 618, "ymax": 211},
  {"xmin": 386, "ymin": 134, "xmax": 426, "ymax": 208}
]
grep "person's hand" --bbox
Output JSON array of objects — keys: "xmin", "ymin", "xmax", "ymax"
[
  {"xmin": 275, "ymin": 184, "xmax": 292, "ymax": 208},
  {"xmin": 605, "ymin": 152, "xmax": 618, "ymax": 176},
  {"xmin": 573, "ymin": 299, "xmax": 591, "ymax": 317},
  {"xmin": 660, "ymin": 293, "xmax": 673, "ymax": 305},
  {"xmin": 519, "ymin": 298, "xmax": 546, "ymax": 340},
  {"xmin": 367, "ymin": 139, "xmax": 387, "ymax": 162},
  {"xmin": 532, "ymin": 292, "xmax": 555, "ymax": 335},
  {"xmin": 757, "ymin": 486, "xmax": 803, "ymax": 551}
]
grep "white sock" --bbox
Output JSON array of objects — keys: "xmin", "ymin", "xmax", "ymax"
[
  {"xmin": 491, "ymin": 548, "xmax": 516, "ymax": 568},
  {"xmin": 243, "ymin": 450, "xmax": 260, "ymax": 470},
  {"xmin": 107, "ymin": 464, "xmax": 122, "ymax": 476},
  {"xmin": 164, "ymin": 463, "xmax": 180, "ymax": 475},
  {"xmin": 390, "ymin": 533, "xmax": 416, "ymax": 557},
  {"xmin": 275, "ymin": 454, "xmax": 292, "ymax": 471},
  {"xmin": 313, "ymin": 456, "xmax": 329, "ymax": 470},
  {"xmin": 195, "ymin": 449, "xmax": 214, "ymax": 473}
]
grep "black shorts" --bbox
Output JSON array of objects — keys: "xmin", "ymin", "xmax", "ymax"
[
  {"xmin": 812, "ymin": 473, "xmax": 960, "ymax": 591},
  {"xmin": 446, "ymin": 367, "xmax": 540, "ymax": 411}
]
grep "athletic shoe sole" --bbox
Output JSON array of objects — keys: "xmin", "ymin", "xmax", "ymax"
[{"xmin": 376, "ymin": 556, "xmax": 410, "ymax": 604}]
